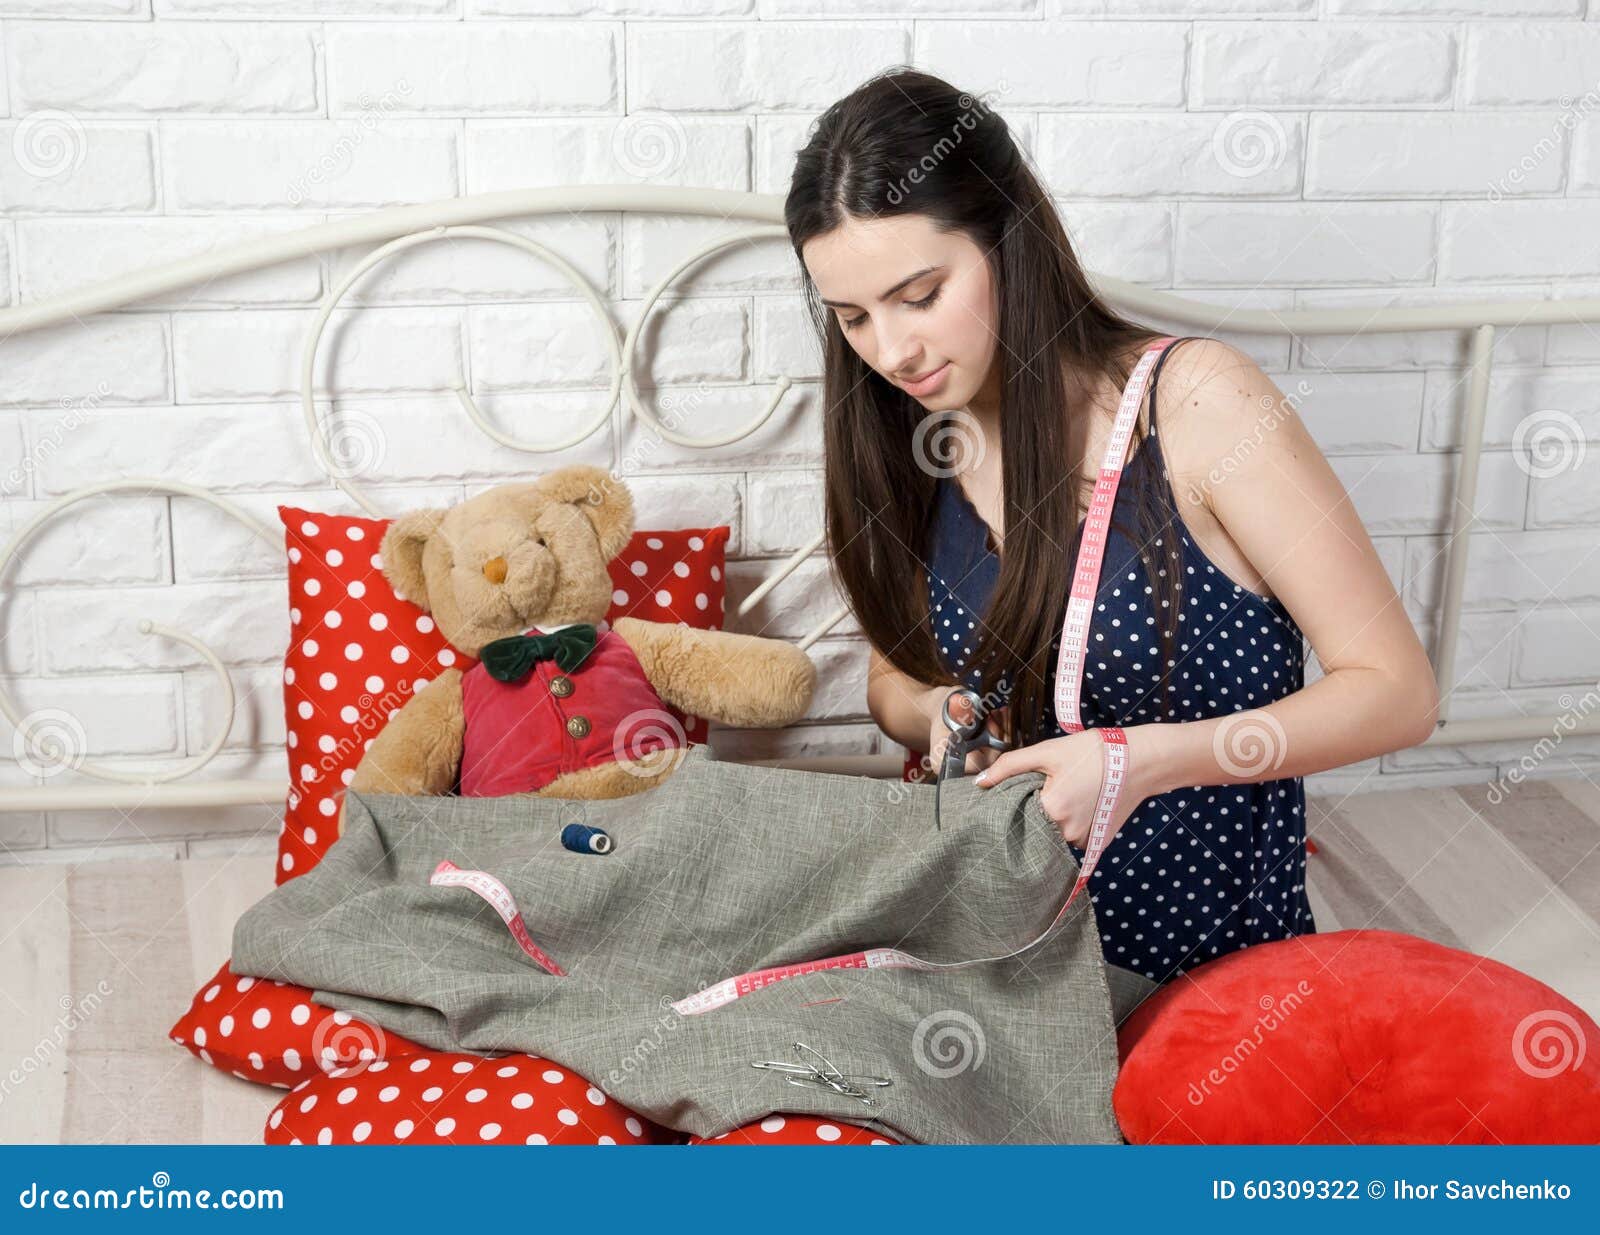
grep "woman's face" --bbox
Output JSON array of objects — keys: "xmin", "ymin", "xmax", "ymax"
[{"xmin": 802, "ymin": 213, "xmax": 1000, "ymax": 410}]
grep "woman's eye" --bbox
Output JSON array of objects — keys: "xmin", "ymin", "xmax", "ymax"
[{"xmin": 840, "ymin": 287, "xmax": 942, "ymax": 333}]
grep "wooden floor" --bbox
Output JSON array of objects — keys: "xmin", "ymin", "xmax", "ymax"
[{"xmin": 2, "ymin": 773, "xmax": 1597, "ymax": 1145}]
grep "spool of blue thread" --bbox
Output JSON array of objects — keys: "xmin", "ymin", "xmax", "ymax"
[{"xmin": 561, "ymin": 823, "xmax": 613, "ymax": 855}]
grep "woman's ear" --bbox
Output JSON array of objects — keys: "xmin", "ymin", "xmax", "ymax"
[
  {"xmin": 379, "ymin": 507, "xmax": 446, "ymax": 609},
  {"xmin": 534, "ymin": 464, "xmax": 635, "ymax": 561}
]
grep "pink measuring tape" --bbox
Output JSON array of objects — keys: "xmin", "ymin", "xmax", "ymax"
[
  {"xmin": 429, "ymin": 859, "xmax": 566, "ymax": 977},
  {"xmin": 434, "ymin": 338, "xmax": 1176, "ymax": 1012}
]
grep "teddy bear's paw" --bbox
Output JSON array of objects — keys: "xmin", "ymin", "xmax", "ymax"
[{"xmin": 537, "ymin": 748, "xmax": 690, "ymax": 800}]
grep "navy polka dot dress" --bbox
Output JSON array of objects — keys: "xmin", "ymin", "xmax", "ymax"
[{"xmin": 924, "ymin": 339, "xmax": 1316, "ymax": 984}]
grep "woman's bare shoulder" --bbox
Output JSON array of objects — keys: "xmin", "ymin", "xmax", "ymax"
[{"xmin": 1151, "ymin": 337, "xmax": 1296, "ymax": 497}]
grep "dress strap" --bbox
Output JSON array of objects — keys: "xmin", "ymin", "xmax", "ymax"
[{"xmin": 1144, "ymin": 334, "xmax": 1201, "ymax": 441}]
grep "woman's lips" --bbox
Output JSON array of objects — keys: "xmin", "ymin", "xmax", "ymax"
[{"xmin": 900, "ymin": 362, "xmax": 950, "ymax": 395}]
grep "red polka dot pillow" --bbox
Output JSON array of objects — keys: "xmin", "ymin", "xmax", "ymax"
[
  {"xmin": 262, "ymin": 1051, "xmax": 675, "ymax": 1145},
  {"xmin": 276, "ymin": 504, "xmax": 730, "ymax": 885},
  {"xmin": 688, "ymin": 1115, "xmax": 897, "ymax": 1145},
  {"xmin": 167, "ymin": 959, "xmax": 430, "ymax": 1089},
  {"xmin": 1114, "ymin": 929, "xmax": 1600, "ymax": 1144}
]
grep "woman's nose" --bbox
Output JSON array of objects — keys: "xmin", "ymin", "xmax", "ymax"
[
  {"xmin": 876, "ymin": 327, "xmax": 921, "ymax": 378},
  {"xmin": 482, "ymin": 556, "xmax": 508, "ymax": 584}
]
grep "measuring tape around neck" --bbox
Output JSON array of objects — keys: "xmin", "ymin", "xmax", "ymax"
[
  {"xmin": 435, "ymin": 338, "xmax": 1178, "ymax": 1015},
  {"xmin": 1047, "ymin": 336, "xmax": 1177, "ymax": 910}
]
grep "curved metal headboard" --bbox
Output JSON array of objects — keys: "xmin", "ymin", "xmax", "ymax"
[{"xmin": 2, "ymin": 184, "xmax": 1598, "ymax": 811}]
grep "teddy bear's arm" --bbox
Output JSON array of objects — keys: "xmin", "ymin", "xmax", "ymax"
[
  {"xmin": 347, "ymin": 668, "xmax": 466, "ymax": 799},
  {"xmin": 612, "ymin": 617, "xmax": 816, "ymax": 729}
]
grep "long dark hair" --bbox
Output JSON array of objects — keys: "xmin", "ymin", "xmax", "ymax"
[{"xmin": 785, "ymin": 66, "xmax": 1186, "ymax": 745}]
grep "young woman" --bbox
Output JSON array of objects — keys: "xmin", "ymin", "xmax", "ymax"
[{"xmin": 784, "ymin": 67, "xmax": 1439, "ymax": 984}]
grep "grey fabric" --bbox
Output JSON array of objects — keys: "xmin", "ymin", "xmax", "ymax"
[{"xmin": 231, "ymin": 743, "xmax": 1159, "ymax": 1145}]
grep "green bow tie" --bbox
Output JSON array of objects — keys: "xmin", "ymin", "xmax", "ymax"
[{"xmin": 479, "ymin": 624, "xmax": 599, "ymax": 683}]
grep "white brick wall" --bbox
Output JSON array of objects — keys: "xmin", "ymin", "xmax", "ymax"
[{"xmin": 2, "ymin": 1, "xmax": 1599, "ymax": 865}]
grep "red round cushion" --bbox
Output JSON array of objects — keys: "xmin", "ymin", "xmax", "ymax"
[
  {"xmin": 168, "ymin": 959, "xmax": 429, "ymax": 1089},
  {"xmin": 688, "ymin": 1114, "xmax": 897, "ymax": 1145},
  {"xmin": 263, "ymin": 1051, "xmax": 676, "ymax": 1145},
  {"xmin": 1115, "ymin": 928, "xmax": 1600, "ymax": 1144}
]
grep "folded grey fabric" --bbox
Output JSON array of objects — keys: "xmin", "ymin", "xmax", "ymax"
[{"xmin": 231, "ymin": 743, "xmax": 1159, "ymax": 1145}]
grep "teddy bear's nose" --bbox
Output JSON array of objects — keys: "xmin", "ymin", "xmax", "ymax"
[{"xmin": 482, "ymin": 556, "xmax": 509, "ymax": 584}]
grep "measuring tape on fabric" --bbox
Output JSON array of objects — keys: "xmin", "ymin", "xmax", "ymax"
[
  {"xmin": 432, "ymin": 339, "xmax": 1176, "ymax": 1011},
  {"xmin": 429, "ymin": 859, "xmax": 567, "ymax": 977}
]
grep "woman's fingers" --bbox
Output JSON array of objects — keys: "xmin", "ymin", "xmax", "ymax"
[
  {"xmin": 964, "ymin": 744, "xmax": 1003, "ymax": 774},
  {"xmin": 976, "ymin": 745, "xmax": 1045, "ymax": 786}
]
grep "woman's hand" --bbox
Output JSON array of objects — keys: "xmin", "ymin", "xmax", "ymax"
[
  {"xmin": 920, "ymin": 685, "xmax": 1008, "ymax": 780},
  {"xmin": 973, "ymin": 727, "xmax": 1162, "ymax": 848}
]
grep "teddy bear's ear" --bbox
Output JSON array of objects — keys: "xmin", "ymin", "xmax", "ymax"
[
  {"xmin": 534, "ymin": 464, "xmax": 635, "ymax": 561},
  {"xmin": 379, "ymin": 507, "xmax": 446, "ymax": 610}
]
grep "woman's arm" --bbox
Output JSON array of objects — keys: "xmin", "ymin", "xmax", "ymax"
[
  {"xmin": 866, "ymin": 644, "xmax": 942, "ymax": 752},
  {"xmin": 976, "ymin": 337, "xmax": 1440, "ymax": 841},
  {"xmin": 1132, "ymin": 337, "xmax": 1440, "ymax": 797}
]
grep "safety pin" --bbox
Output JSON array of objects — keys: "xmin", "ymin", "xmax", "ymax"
[
  {"xmin": 751, "ymin": 1041, "xmax": 892, "ymax": 1108},
  {"xmin": 757, "ymin": 1065, "xmax": 886, "ymax": 1108},
  {"xmin": 757, "ymin": 1041, "xmax": 890, "ymax": 1086}
]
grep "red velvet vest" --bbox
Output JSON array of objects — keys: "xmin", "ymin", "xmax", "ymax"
[{"xmin": 459, "ymin": 622, "xmax": 686, "ymax": 797}]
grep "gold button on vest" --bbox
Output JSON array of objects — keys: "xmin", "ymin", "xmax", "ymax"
[
  {"xmin": 565, "ymin": 714, "xmax": 591, "ymax": 739},
  {"xmin": 549, "ymin": 675, "xmax": 574, "ymax": 698}
]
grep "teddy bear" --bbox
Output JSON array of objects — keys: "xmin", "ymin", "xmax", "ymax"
[{"xmin": 336, "ymin": 464, "xmax": 817, "ymax": 835}]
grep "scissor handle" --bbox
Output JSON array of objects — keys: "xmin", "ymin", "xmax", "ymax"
[
  {"xmin": 937, "ymin": 688, "xmax": 1009, "ymax": 779},
  {"xmin": 940, "ymin": 687, "xmax": 987, "ymax": 739}
]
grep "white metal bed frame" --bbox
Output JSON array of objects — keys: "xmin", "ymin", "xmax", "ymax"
[{"xmin": 0, "ymin": 184, "xmax": 1595, "ymax": 814}]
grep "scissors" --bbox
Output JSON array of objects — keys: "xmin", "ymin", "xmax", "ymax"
[{"xmin": 933, "ymin": 686, "xmax": 1010, "ymax": 831}]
